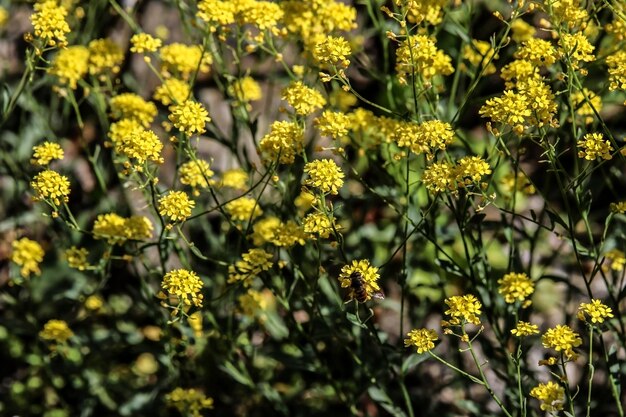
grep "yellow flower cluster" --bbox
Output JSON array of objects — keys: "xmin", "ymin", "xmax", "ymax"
[
  {"xmin": 510, "ymin": 19, "xmax": 536, "ymax": 43},
  {"xmin": 395, "ymin": 34, "xmax": 454, "ymax": 84},
  {"xmin": 497, "ymin": 272, "xmax": 534, "ymax": 305},
  {"xmin": 395, "ymin": 120, "xmax": 455, "ymax": 158},
  {"xmin": 443, "ymin": 294, "xmax": 482, "ymax": 326},
  {"xmin": 159, "ymin": 43, "xmax": 212, "ymax": 79},
  {"xmin": 606, "ymin": 51, "xmax": 626, "ymax": 94},
  {"xmin": 282, "ymin": 0, "xmax": 357, "ymax": 47},
  {"xmin": 315, "ymin": 110, "xmax": 351, "ymax": 139},
  {"xmin": 393, "ymin": 0, "xmax": 448, "ymax": 26},
  {"xmin": 238, "ymin": 289, "xmax": 269, "ymax": 320},
  {"xmin": 64, "ymin": 246, "xmax": 89, "ymax": 270},
  {"xmin": 88, "ymin": 38, "xmax": 124, "ymax": 75},
  {"xmin": 252, "ymin": 217, "xmax": 306, "ymax": 247},
  {"xmin": 168, "ymin": 100, "xmax": 211, "ymax": 136},
  {"xmin": 227, "ymin": 76, "xmax": 262, "ymax": 103},
  {"xmin": 577, "ymin": 133, "xmax": 613, "ymax": 161},
  {"xmin": 338, "ymin": 259, "xmax": 382, "ymax": 302},
  {"xmin": 530, "ymin": 381, "xmax": 565, "ymax": 412},
  {"xmin": 511, "ymin": 321, "xmax": 539, "ymax": 337},
  {"xmin": 93, "ymin": 213, "xmax": 153, "ymax": 245},
  {"xmin": 162, "ymin": 269, "xmax": 204, "ymax": 307},
  {"xmin": 547, "ymin": 0, "xmax": 588, "ymax": 28},
  {"xmin": 39, "ymin": 319, "xmax": 73, "ymax": 343},
  {"xmin": 258, "ymin": 120, "xmax": 304, "ymax": 164},
  {"xmin": 571, "ymin": 89, "xmax": 602, "ymax": 124},
  {"xmin": 610, "ymin": 201, "xmax": 626, "ymax": 214},
  {"xmin": 31, "ymin": 142, "xmax": 64, "ymax": 166},
  {"xmin": 578, "ymin": 299, "xmax": 614, "ymax": 324},
  {"xmin": 110, "ymin": 93, "xmax": 158, "ymax": 127},
  {"xmin": 404, "ymin": 328, "xmax": 438, "ymax": 354},
  {"xmin": 130, "ymin": 33, "xmax": 162, "ymax": 53},
  {"xmin": 515, "ymin": 38, "xmax": 557, "ymax": 67},
  {"xmin": 603, "ymin": 248, "xmax": 626, "ymax": 271},
  {"xmin": 166, "ymin": 388, "xmax": 213, "ymax": 417},
  {"xmin": 313, "ymin": 36, "xmax": 352, "ymax": 68},
  {"xmin": 558, "ymin": 33, "xmax": 595, "ymax": 71},
  {"xmin": 31, "ymin": 169, "xmax": 71, "ymax": 206},
  {"xmin": 179, "ymin": 159, "xmax": 214, "ymax": 195},
  {"xmin": 463, "ymin": 39, "xmax": 498, "ymax": 75},
  {"xmin": 158, "ymin": 191, "xmax": 195, "ymax": 223},
  {"xmin": 30, "ymin": 1, "xmax": 70, "ymax": 47},
  {"xmin": 282, "ymin": 81, "xmax": 326, "ymax": 115},
  {"xmin": 48, "ymin": 46, "xmax": 89, "ymax": 89},
  {"xmin": 422, "ymin": 156, "xmax": 491, "ymax": 194},
  {"xmin": 303, "ymin": 159, "xmax": 345, "ymax": 195},
  {"xmin": 197, "ymin": 0, "xmax": 236, "ymax": 29},
  {"xmin": 118, "ymin": 129, "xmax": 164, "ymax": 168},
  {"xmin": 228, "ymin": 248, "xmax": 273, "ymax": 285},
  {"xmin": 541, "ymin": 324, "xmax": 582, "ymax": 360},
  {"xmin": 218, "ymin": 168, "xmax": 249, "ymax": 190},
  {"xmin": 11, "ymin": 238, "xmax": 44, "ymax": 278},
  {"xmin": 303, "ymin": 211, "xmax": 339, "ymax": 239},
  {"xmin": 225, "ymin": 197, "xmax": 263, "ymax": 221},
  {"xmin": 153, "ymin": 78, "xmax": 191, "ymax": 106}
]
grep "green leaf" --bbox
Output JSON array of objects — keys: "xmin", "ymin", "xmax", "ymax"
[
  {"xmin": 367, "ymin": 386, "xmax": 408, "ymax": 417},
  {"xmin": 220, "ymin": 361, "xmax": 254, "ymax": 388},
  {"xmin": 401, "ymin": 353, "xmax": 429, "ymax": 374}
]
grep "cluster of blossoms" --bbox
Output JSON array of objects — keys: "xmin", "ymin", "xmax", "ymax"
[
  {"xmin": 282, "ymin": 81, "xmax": 326, "ymax": 115},
  {"xmin": 64, "ymin": 246, "xmax": 90, "ymax": 271},
  {"xmin": 31, "ymin": 141, "xmax": 64, "ymax": 166},
  {"xmin": 31, "ymin": 169, "xmax": 71, "ymax": 208},
  {"xmin": 422, "ymin": 156, "xmax": 491, "ymax": 194},
  {"xmin": 179, "ymin": 159, "xmax": 215, "ymax": 195},
  {"xmin": 158, "ymin": 191, "xmax": 195, "ymax": 223},
  {"xmin": 251, "ymin": 216, "xmax": 306, "ymax": 248},
  {"xmin": 227, "ymin": 248, "xmax": 273, "ymax": 285},
  {"xmin": 338, "ymin": 259, "xmax": 382, "ymax": 303},
  {"xmin": 394, "ymin": 34, "xmax": 454, "ymax": 83},
  {"xmin": 258, "ymin": 120, "xmax": 304, "ymax": 164},
  {"xmin": 161, "ymin": 269, "xmax": 204, "ymax": 307},
  {"xmin": 303, "ymin": 159, "xmax": 345, "ymax": 195},
  {"xmin": 11, "ymin": 238, "xmax": 45, "ymax": 278},
  {"xmin": 92, "ymin": 213, "xmax": 153, "ymax": 245},
  {"xmin": 497, "ymin": 272, "xmax": 534, "ymax": 306},
  {"xmin": 165, "ymin": 388, "xmax": 213, "ymax": 417},
  {"xmin": 39, "ymin": 319, "xmax": 73, "ymax": 344},
  {"xmin": 225, "ymin": 197, "xmax": 263, "ymax": 222},
  {"xmin": 577, "ymin": 133, "xmax": 614, "ymax": 161},
  {"xmin": 302, "ymin": 211, "xmax": 340, "ymax": 239},
  {"xmin": 392, "ymin": 119, "xmax": 455, "ymax": 159}
]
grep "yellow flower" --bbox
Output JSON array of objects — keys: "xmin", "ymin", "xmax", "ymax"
[
  {"xmin": 31, "ymin": 169, "xmax": 70, "ymax": 206},
  {"xmin": 338, "ymin": 259, "xmax": 382, "ymax": 302},
  {"xmin": 30, "ymin": 1, "xmax": 70, "ymax": 47},
  {"xmin": 610, "ymin": 201, "xmax": 626, "ymax": 214},
  {"xmin": 510, "ymin": 19, "xmax": 536, "ymax": 43},
  {"xmin": 282, "ymin": 81, "xmax": 326, "ymax": 115},
  {"xmin": 271, "ymin": 221, "xmax": 307, "ymax": 247},
  {"xmin": 404, "ymin": 329, "xmax": 438, "ymax": 354},
  {"xmin": 225, "ymin": 197, "xmax": 263, "ymax": 221},
  {"xmin": 162, "ymin": 269, "xmax": 204, "ymax": 307},
  {"xmin": 179, "ymin": 159, "xmax": 214, "ymax": 194},
  {"xmin": 197, "ymin": 0, "xmax": 236, "ymax": 28},
  {"xmin": 542, "ymin": 324, "xmax": 582, "ymax": 360},
  {"xmin": 578, "ymin": 299, "xmax": 614, "ymax": 324},
  {"xmin": 165, "ymin": 388, "xmax": 213, "ymax": 417},
  {"xmin": 31, "ymin": 142, "xmax": 64, "ymax": 166},
  {"xmin": 84, "ymin": 295, "xmax": 104, "ymax": 311},
  {"xmin": 571, "ymin": 89, "xmax": 602, "ymax": 124},
  {"xmin": 497, "ymin": 272, "xmax": 534, "ymax": 304},
  {"xmin": 0, "ymin": 7, "xmax": 8, "ymax": 29},
  {"xmin": 169, "ymin": 100, "xmax": 211, "ymax": 136},
  {"xmin": 158, "ymin": 191, "xmax": 195, "ymax": 223},
  {"xmin": 130, "ymin": 33, "xmax": 162, "ymax": 53},
  {"xmin": 153, "ymin": 78, "xmax": 191, "ymax": 106},
  {"xmin": 236, "ymin": 0, "xmax": 284, "ymax": 31},
  {"xmin": 92, "ymin": 213, "xmax": 153, "ymax": 245},
  {"xmin": 88, "ymin": 38, "xmax": 124, "ymax": 75},
  {"xmin": 443, "ymin": 294, "xmax": 482, "ymax": 326},
  {"xmin": 159, "ymin": 43, "xmax": 212, "ymax": 79},
  {"xmin": 227, "ymin": 76, "xmax": 262, "ymax": 103},
  {"xmin": 606, "ymin": 51, "xmax": 626, "ymax": 92},
  {"xmin": 188, "ymin": 311, "xmax": 203, "ymax": 337},
  {"xmin": 530, "ymin": 381, "xmax": 565, "ymax": 412},
  {"xmin": 511, "ymin": 321, "xmax": 539, "ymax": 337},
  {"xmin": 110, "ymin": 93, "xmax": 157, "ymax": 127},
  {"xmin": 395, "ymin": 35, "xmax": 454, "ymax": 83},
  {"xmin": 64, "ymin": 246, "xmax": 89, "ymax": 270},
  {"xmin": 238, "ymin": 289, "xmax": 269, "ymax": 320},
  {"xmin": 302, "ymin": 211, "xmax": 338, "ymax": 239},
  {"xmin": 463, "ymin": 39, "xmax": 498, "ymax": 75},
  {"xmin": 258, "ymin": 120, "xmax": 304, "ymax": 164},
  {"xmin": 48, "ymin": 46, "xmax": 89, "ymax": 89},
  {"xmin": 315, "ymin": 110, "xmax": 351, "ymax": 138},
  {"xmin": 422, "ymin": 161, "xmax": 456, "ymax": 193},
  {"xmin": 303, "ymin": 159, "xmax": 344, "ymax": 195},
  {"xmin": 118, "ymin": 129, "xmax": 164, "ymax": 167},
  {"xmin": 395, "ymin": 0, "xmax": 447, "ymax": 25},
  {"xmin": 228, "ymin": 248, "xmax": 273, "ymax": 285},
  {"xmin": 515, "ymin": 38, "xmax": 557, "ymax": 67},
  {"xmin": 577, "ymin": 133, "xmax": 613, "ymax": 161},
  {"xmin": 107, "ymin": 119, "xmax": 143, "ymax": 149},
  {"xmin": 313, "ymin": 36, "xmax": 352, "ymax": 68},
  {"xmin": 219, "ymin": 168, "xmax": 249, "ymax": 190},
  {"xmin": 11, "ymin": 238, "xmax": 44, "ymax": 278},
  {"xmin": 500, "ymin": 59, "xmax": 539, "ymax": 89},
  {"xmin": 251, "ymin": 216, "xmax": 281, "ymax": 246},
  {"xmin": 39, "ymin": 319, "xmax": 73, "ymax": 343},
  {"xmin": 558, "ymin": 33, "xmax": 595, "ymax": 70}
]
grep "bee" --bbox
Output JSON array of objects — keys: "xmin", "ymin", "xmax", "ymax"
[{"xmin": 348, "ymin": 271, "xmax": 385, "ymax": 303}]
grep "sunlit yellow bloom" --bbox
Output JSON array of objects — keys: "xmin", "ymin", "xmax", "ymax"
[
  {"xmin": 31, "ymin": 142, "xmax": 64, "ymax": 166},
  {"xmin": 39, "ymin": 319, "xmax": 73, "ymax": 343},
  {"xmin": 578, "ymin": 299, "xmax": 614, "ymax": 324},
  {"xmin": 162, "ymin": 269, "xmax": 204, "ymax": 307},
  {"xmin": 11, "ymin": 238, "xmax": 44, "ymax": 278},
  {"xmin": 404, "ymin": 328, "xmax": 438, "ymax": 353}
]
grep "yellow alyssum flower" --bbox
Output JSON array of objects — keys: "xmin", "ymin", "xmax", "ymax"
[
  {"xmin": 394, "ymin": 0, "xmax": 447, "ymax": 26},
  {"xmin": 282, "ymin": 81, "xmax": 326, "ymax": 115},
  {"xmin": 225, "ymin": 197, "xmax": 263, "ymax": 221},
  {"xmin": 395, "ymin": 35, "xmax": 454, "ymax": 83},
  {"xmin": 497, "ymin": 272, "xmax": 534, "ymax": 304},
  {"xmin": 313, "ymin": 36, "xmax": 352, "ymax": 68},
  {"xmin": 302, "ymin": 211, "xmax": 338, "ymax": 239},
  {"xmin": 443, "ymin": 294, "xmax": 482, "ymax": 326},
  {"xmin": 238, "ymin": 289, "xmax": 268, "ymax": 320},
  {"xmin": 542, "ymin": 324, "xmax": 582, "ymax": 360},
  {"xmin": 0, "ymin": 7, "xmax": 8, "ymax": 29},
  {"xmin": 48, "ymin": 46, "xmax": 89, "ymax": 89},
  {"xmin": 228, "ymin": 248, "xmax": 273, "ymax": 285},
  {"xmin": 130, "ymin": 33, "xmax": 162, "ymax": 53},
  {"xmin": 511, "ymin": 321, "xmax": 539, "ymax": 337},
  {"xmin": 315, "ymin": 110, "xmax": 351, "ymax": 138},
  {"xmin": 530, "ymin": 381, "xmax": 565, "ymax": 412},
  {"xmin": 158, "ymin": 191, "xmax": 195, "ymax": 223},
  {"xmin": 577, "ymin": 133, "xmax": 613, "ymax": 161},
  {"xmin": 153, "ymin": 78, "xmax": 191, "ymax": 106},
  {"xmin": 118, "ymin": 129, "xmax": 164, "ymax": 167},
  {"xmin": 603, "ymin": 248, "xmax": 626, "ymax": 271},
  {"xmin": 251, "ymin": 216, "xmax": 281, "ymax": 246},
  {"xmin": 169, "ymin": 100, "xmax": 211, "ymax": 136},
  {"xmin": 558, "ymin": 33, "xmax": 595, "ymax": 70},
  {"xmin": 227, "ymin": 76, "xmax": 262, "ymax": 103},
  {"xmin": 84, "ymin": 295, "xmax": 104, "ymax": 311},
  {"xmin": 64, "ymin": 246, "xmax": 89, "ymax": 270},
  {"xmin": 339, "ymin": 259, "xmax": 382, "ymax": 302},
  {"xmin": 404, "ymin": 329, "xmax": 438, "ymax": 354},
  {"xmin": 31, "ymin": 142, "xmax": 64, "ymax": 166},
  {"xmin": 236, "ymin": 0, "xmax": 284, "ymax": 31},
  {"xmin": 165, "ymin": 388, "xmax": 213, "ymax": 417},
  {"xmin": 258, "ymin": 120, "xmax": 304, "ymax": 164},
  {"xmin": 571, "ymin": 88, "xmax": 602, "ymax": 124},
  {"xmin": 578, "ymin": 299, "xmax": 614, "ymax": 324},
  {"xmin": 88, "ymin": 38, "xmax": 124, "ymax": 75},
  {"xmin": 39, "ymin": 319, "xmax": 73, "ymax": 343},
  {"xmin": 93, "ymin": 213, "xmax": 153, "ymax": 245},
  {"xmin": 197, "ymin": 0, "xmax": 236, "ymax": 28},
  {"xmin": 218, "ymin": 168, "xmax": 249, "ymax": 190},
  {"xmin": 515, "ymin": 38, "xmax": 557, "ymax": 67},
  {"xmin": 159, "ymin": 43, "xmax": 212, "ymax": 79},
  {"xmin": 30, "ymin": 1, "xmax": 70, "ymax": 47},
  {"xmin": 162, "ymin": 269, "xmax": 204, "ymax": 307},
  {"xmin": 610, "ymin": 201, "xmax": 626, "ymax": 214},
  {"xmin": 110, "ymin": 93, "xmax": 158, "ymax": 127},
  {"xmin": 107, "ymin": 119, "xmax": 143, "ymax": 149},
  {"xmin": 500, "ymin": 59, "xmax": 539, "ymax": 89},
  {"xmin": 463, "ymin": 39, "xmax": 498, "ymax": 75},
  {"xmin": 11, "ymin": 238, "xmax": 44, "ymax": 278},
  {"xmin": 271, "ymin": 221, "xmax": 307, "ymax": 247},
  {"xmin": 422, "ymin": 161, "xmax": 456, "ymax": 193},
  {"xmin": 179, "ymin": 159, "xmax": 214, "ymax": 194},
  {"xmin": 31, "ymin": 169, "xmax": 70, "ymax": 206},
  {"xmin": 510, "ymin": 19, "xmax": 536, "ymax": 43},
  {"xmin": 303, "ymin": 159, "xmax": 344, "ymax": 195}
]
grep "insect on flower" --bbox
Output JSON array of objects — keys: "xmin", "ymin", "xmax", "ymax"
[{"xmin": 346, "ymin": 271, "xmax": 385, "ymax": 303}]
